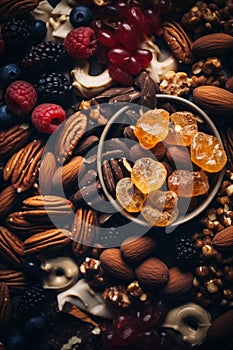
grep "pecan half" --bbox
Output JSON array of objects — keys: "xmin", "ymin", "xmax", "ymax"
[
  {"xmin": 0, "ymin": 0, "xmax": 39, "ymax": 22},
  {"xmin": 55, "ymin": 112, "xmax": 87, "ymax": 164},
  {"xmin": 24, "ymin": 228, "xmax": 72, "ymax": 254},
  {"xmin": 0, "ymin": 282, "xmax": 10, "ymax": 336},
  {"xmin": 39, "ymin": 152, "xmax": 56, "ymax": 195},
  {"xmin": 72, "ymin": 208, "xmax": 99, "ymax": 255},
  {"xmin": 4, "ymin": 140, "xmax": 44, "ymax": 193},
  {"xmin": 0, "ymin": 270, "xmax": 27, "ymax": 292},
  {"xmin": 163, "ymin": 21, "xmax": 193, "ymax": 64},
  {"xmin": 0, "ymin": 124, "xmax": 31, "ymax": 162},
  {"xmin": 0, "ymin": 186, "xmax": 20, "ymax": 220},
  {"xmin": 52, "ymin": 156, "xmax": 84, "ymax": 189},
  {"xmin": 0, "ymin": 226, "xmax": 24, "ymax": 266}
]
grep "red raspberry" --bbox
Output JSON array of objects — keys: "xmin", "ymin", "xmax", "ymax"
[
  {"xmin": 64, "ymin": 27, "xmax": 97, "ymax": 59},
  {"xmin": 32, "ymin": 103, "xmax": 66, "ymax": 134},
  {"xmin": 5, "ymin": 80, "xmax": 37, "ymax": 116}
]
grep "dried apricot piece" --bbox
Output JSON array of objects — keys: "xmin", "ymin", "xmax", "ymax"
[
  {"xmin": 190, "ymin": 132, "xmax": 227, "ymax": 172},
  {"xmin": 134, "ymin": 109, "xmax": 170, "ymax": 149},
  {"xmin": 116, "ymin": 177, "xmax": 146, "ymax": 212},
  {"xmin": 131, "ymin": 157, "xmax": 167, "ymax": 194},
  {"xmin": 166, "ymin": 111, "xmax": 198, "ymax": 146},
  {"xmin": 168, "ymin": 170, "xmax": 210, "ymax": 197}
]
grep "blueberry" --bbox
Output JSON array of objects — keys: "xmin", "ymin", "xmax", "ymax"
[
  {"xmin": 0, "ymin": 63, "xmax": 21, "ymax": 87},
  {"xmin": 7, "ymin": 333, "xmax": 26, "ymax": 350},
  {"xmin": 22, "ymin": 258, "xmax": 42, "ymax": 284},
  {"xmin": 24, "ymin": 316, "xmax": 46, "ymax": 337},
  {"xmin": 0, "ymin": 105, "xmax": 19, "ymax": 129},
  {"xmin": 70, "ymin": 6, "xmax": 93, "ymax": 28},
  {"xmin": 31, "ymin": 20, "xmax": 47, "ymax": 44}
]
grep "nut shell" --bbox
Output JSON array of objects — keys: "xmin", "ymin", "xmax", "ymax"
[
  {"xmin": 135, "ymin": 257, "xmax": 168, "ymax": 286},
  {"xmin": 121, "ymin": 236, "xmax": 156, "ymax": 264},
  {"xmin": 100, "ymin": 248, "xmax": 135, "ymax": 280}
]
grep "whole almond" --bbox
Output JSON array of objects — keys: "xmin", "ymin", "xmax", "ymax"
[
  {"xmin": 193, "ymin": 86, "xmax": 233, "ymax": 116},
  {"xmin": 121, "ymin": 236, "xmax": 157, "ymax": 264},
  {"xmin": 100, "ymin": 248, "xmax": 135, "ymax": 280},
  {"xmin": 135, "ymin": 257, "xmax": 168, "ymax": 286},
  {"xmin": 213, "ymin": 226, "xmax": 233, "ymax": 251},
  {"xmin": 52, "ymin": 156, "xmax": 84, "ymax": 189},
  {"xmin": 207, "ymin": 310, "xmax": 233, "ymax": 339},
  {"xmin": 163, "ymin": 267, "xmax": 193, "ymax": 295},
  {"xmin": 192, "ymin": 33, "xmax": 233, "ymax": 57},
  {"xmin": 39, "ymin": 152, "xmax": 56, "ymax": 194}
]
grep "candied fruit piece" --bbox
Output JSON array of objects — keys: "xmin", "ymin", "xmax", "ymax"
[
  {"xmin": 190, "ymin": 132, "xmax": 227, "ymax": 173},
  {"xmin": 134, "ymin": 109, "xmax": 170, "ymax": 149},
  {"xmin": 166, "ymin": 111, "xmax": 198, "ymax": 146},
  {"xmin": 116, "ymin": 177, "xmax": 146, "ymax": 212},
  {"xmin": 147, "ymin": 190, "xmax": 178, "ymax": 210},
  {"xmin": 141, "ymin": 205, "xmax": 179, "ymax": 226},
  {"xmin": 131, "ymin": 157, "xmax": 167, "ymax": 194},
  {"xmin": 168, "ymin": 170, "xmax": 210, "ymax": 197}
]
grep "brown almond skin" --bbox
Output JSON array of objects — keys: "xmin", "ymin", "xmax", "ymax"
[
  {"xmin": 192, "ymin": 33, "xmax": 233, "ymax": 57},
  {"xmin": 207, "ymin": 310, "xmax": 233, "ymax": 340},
  {"xmin": 121, "ymin": 236, "xmax": 157, "ymax": 264},
  {"xmin": 100, "ymin": 248, "xmax": 135, "ymax": 280},
  {"xmin": 162, "ymin": 267, "xmax": 193, "ymax": 295},
  {"xmin": 135, "ymin": 257, "xmax": 169, "ymax": 286},
  {"xmin": 225, "ymin": 76, "xmax": 233, "ymax": 93},
  {"xmin": 213, "ymin": 226, "xmax": 233, "ymax": 251},
  {"xmin": 193, "ymin": 86, "xmax": 233, "ymax": 116}
]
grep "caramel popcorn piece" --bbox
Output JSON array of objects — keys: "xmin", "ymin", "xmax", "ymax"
[{"xmin": 159, "ymin": 71, "xmax": 192, "ymax": 96}]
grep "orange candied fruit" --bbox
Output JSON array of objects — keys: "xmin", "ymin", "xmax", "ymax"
[
  {"xmin": 131, "ymin": 157, "xmax": 167, "ymax": 194},
  {"xmin": 191, "ymin": 132, "xmax": 227, "ymax": 173},
  {"xmin": 165, "ymin": 111, "xmax": 198, "ymax": 146},
  {"xmin": 116, "ymin": 177, "xmax": 146, "ymax": 212},
  {"xmin": 168, "ymin": 170, "xmax": 210, "ymax": 197},
  {"xmin": 134, "ymin": 108, "xmax": 170, "ymax": 149}
]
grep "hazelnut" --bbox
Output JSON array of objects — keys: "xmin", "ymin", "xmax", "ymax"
[
  {"xmin": 206, "ymin": 280, "xmax": 219, "ymax": 294},
  {"xmin": 224, "ymin": 266, "xmax": 233, "ymax": 281},
  {"xmin": 223, "ymin": 289, "xmax": 233, "ymax": 299},
  {"xmin": 195, "ymin": 265, "xmax": 209, "ymax": 278},
  {"xmin": 202, "ymin": 244, "xmax": 217, "ymax": 257}
]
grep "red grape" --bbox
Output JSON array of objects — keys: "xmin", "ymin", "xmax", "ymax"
[
  {"xmin": 144, "ymin": 9, "xmax": 163, "ymax": 35},
  {"xmin": 113, "ymin": 324, "xmax": 139, "ymax": 347},
  {"xmin": 109, "ymin": 64, "xmax": 134, "ymax": 86},
  {"xmin": 117, "ymin": 2, "xmax": 129, "ymax": 18},
  {"xmin": 115, "ymin": 22, "xmax": 140, "ymax": 50},
  {"xmin": 96, "ymin": 45, "xmax": 109, "ymax": 64},
  {"xmin": 137, "ymin": 306, "xmax": 158, "ymax": 330},
  {"xmin": 91, "ymin": 20, "xmax": 107, "ymax": 32},
  {"xmin": 98, "ymin": 30, "xmax": 118, "ymax": 48},
  {"xmin": 113, "ymin": 314, "xmax": 132, "ymax": 330},
  {"xmin": 132, "ymin": 49, "xmax": 152, "ymax": 68},
  {"xmin": 127, "ymin": 6, "xmax": 145, "ymax": 33},
  {"xmin": 108, "ymin": 47, "xmax": 131, "ymax": 64}
]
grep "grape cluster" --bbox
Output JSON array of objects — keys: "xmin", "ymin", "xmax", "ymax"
[
  {"xmin": 102, "ymin": 300, "xmax": 191, "ymax": 350},
  {"xmin": 91, "ymin": 0, "xmax": 169, "ymax": 85}
]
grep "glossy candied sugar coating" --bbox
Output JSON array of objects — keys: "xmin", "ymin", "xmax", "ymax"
[
  {"xmin": 141, "ymin": 205, "xmax": 179, "ymax": 226},
  {"xmin": 134, "ymin": 109, "xmax": 170, "ymax": 149},
  {"xmin": 165, "ymin": 111, "xmax": 198, "ymax": 146},
  {"xmin": 131, "ymin": 157, "xmax": 167, "ymax": 194},
  {"xmin": 116, "ymin": 177, "xmax": 146, "ymax": 212},
  {"xmin": 191, "ymin": 132, "xmax": 227, "ymax": 173},
  {"xmin": 168, "ymin": 170, "xmax": 210, "ymax": 197},
  {"xmin": 147, "ymin": 190, "xmax": 178, "ymax": 210}
]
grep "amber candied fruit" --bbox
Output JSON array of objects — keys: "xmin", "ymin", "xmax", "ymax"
[
  {"xmin": 147, "ymin": 190, "xmax": 178, "ymax": 210},
  {"xmin": 191, "ymin": 132, "xmax": 227, "ymax": 173},
  {"xmin": 131, "ymin": 157, "xmax": 167, "ymax": 194},
  {"xmin": 168, "ymin": 170, "xmax": 210, "ymax": 197},
  {"xmin": 141, "ymin": 205, "xmax": 179, "ymax": 227},
  {"xmin": 116, "ymin": 177, "xmax": 146, "ymax": 212},
  {"xmin": 134, "ymin": 109, "xmax": 170, "ymax": 149},
  {"xmin": 165, "ymin": 111, "xmax": 198, "ymax": 146}
]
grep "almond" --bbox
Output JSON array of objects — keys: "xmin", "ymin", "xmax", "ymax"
[
  {"xmin": 39, "ymin": 152, "xmax": 56, "ymax": 194},
  {"xmin": 192, "ymin": 33, "xmax": 233, "ymax": 57},
  {"xmin": 100, "ymin": 248, "xmax": 135, "ymax": 280},
  {"xmin": 207, "ymin": 310, "xmax": 233, "ymax": 340},
  {"xmin": 193, "ymin": 86, "xmax": 233, "ymax": 116},
  {"xmin": 163, "ymin": 267, "xmax": 193, "ymax": 295},
  {"xmin": 213, "ymin": 226, "xmax": 233, "ymax": 251},
  {"xmin": 52, "ymin": 156, "xmax": 84, "ymax": 189},
  {"xmin": 121, "ymin": 236, "xmax": 156, "ymax": 264},
  {"xmin": 135, "ymin": 257, "xmax": 168, "ymax": 286}
]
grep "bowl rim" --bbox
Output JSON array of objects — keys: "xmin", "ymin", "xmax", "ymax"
[{"xmin": 96, "ymin": 94, "xmax": 225, "ymax": 229}]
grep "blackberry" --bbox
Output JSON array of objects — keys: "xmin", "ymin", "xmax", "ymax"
[
  {"xmin": 21, "ymin": 41, "xmax": 67, "ymax": 77},
  {"xmin": 16, "ymin": 285, "xmax": 46, "ymax": 318},
  {"xmin": 36, "ymin": 72, "xmax": 73, "ymax": 106},
  {"xmin": 175, "ymin": 234, "xmax": 197, "ymax": 267},
  {"xmin": 1, "ymin": 18, "xmax": 32, "ymax": 49}
]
